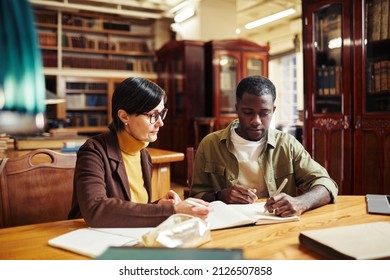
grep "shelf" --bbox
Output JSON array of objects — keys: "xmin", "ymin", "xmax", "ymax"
[
  {"xmin": 34, "ymin": 8, "xmax": 156, "ymax": 73},
  {"xmin": 61, "ymin": 47, "xmax": 154, "ymax": 57}
]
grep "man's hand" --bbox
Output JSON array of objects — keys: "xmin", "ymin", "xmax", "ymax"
[
  {"xmin": 219, "ymin": 184, "xmax": 258, "ymax": 204},
  {"xmin": 263, "ymin": 185, "xmax": 332, "ymax": 216},
  {"xmin": 264, "ymin": 193, "xmax": 307, "ymax": 216}
]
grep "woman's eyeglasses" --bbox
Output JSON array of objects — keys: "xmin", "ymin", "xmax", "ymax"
[{"xmin": 142, "ymin": 108, "xmax": 168, "ymax": 124}]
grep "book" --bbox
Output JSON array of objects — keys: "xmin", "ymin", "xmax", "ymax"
[
  {"xmin": 207, "ymin": 201, "xmax": 300, "ymax": 230},
  {"xmin": 48, "ymin": 227, "xmax": 152, "ymax": 258},
  {"xmin": 14, "ymin": 136, "xmax": 87, "ymax": 150},
  {"xmin": 96, "ymin": 247, "xmax": 244, "ymax": 260},
  {"xmin": 299, "ymin": 221, "xmax": 390, "ymax": 260}
]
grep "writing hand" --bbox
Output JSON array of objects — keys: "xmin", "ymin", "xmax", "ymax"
[
  {"xmin": 264, "ymin": 193, "xmax": 303, "ymax": 217},
  {"xmin": 219, "ymin": 184, "xmax": 258, "ymax": 204}
]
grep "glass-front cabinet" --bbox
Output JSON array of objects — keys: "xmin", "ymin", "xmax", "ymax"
[
  {"xmin": 205, "ymin": 39, "xmax": 269, "ymax": 129},
  {"xmin": 354, "ymin": 0, "xmax": 390, "ymax": 195},
  {"xmin": 302, "ymin": 0, "xmax": 390, "ymax": 195}
]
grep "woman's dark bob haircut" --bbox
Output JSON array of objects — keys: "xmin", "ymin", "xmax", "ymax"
[{"xmin": 109, "ymin": 77, "xmax": 166, "ymax": 131}]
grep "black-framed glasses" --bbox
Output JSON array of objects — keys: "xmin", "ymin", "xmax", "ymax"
[{"xmin": 142, "ymin": 108, "xmax": 168, "ymax": 124}]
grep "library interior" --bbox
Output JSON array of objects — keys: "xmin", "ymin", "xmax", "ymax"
[{"xmin": 0, "ymin": 0, "xmax": 389, "ymax": 261}]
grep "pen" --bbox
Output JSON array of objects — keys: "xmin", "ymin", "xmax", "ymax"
[
  {"xmin": 264, "ymin": 178, "xmax": 288, "ymax": 213},
  {"xmin": 185, "ymin": 198, "xmax": 208, "ymax": 208},
  {"xmin": 274, "ymin": 178, "xmax": 288, "ymax": 196}
]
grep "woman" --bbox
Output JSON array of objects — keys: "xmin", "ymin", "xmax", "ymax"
[{"xmin": 68, "ymin": 77, "xmax": 210, "ymax": 227}]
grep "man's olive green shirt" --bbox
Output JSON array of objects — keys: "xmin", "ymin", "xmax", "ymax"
[{"xmin": 190, "ymin": 120, "xmax": 338, "ymax": 201}]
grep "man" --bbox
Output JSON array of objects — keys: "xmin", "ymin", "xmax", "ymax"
[{"xmin": 190, "ymin": 75, "xmax": 338, "ymax": 217}]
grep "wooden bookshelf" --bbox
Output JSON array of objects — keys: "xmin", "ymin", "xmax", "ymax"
[
  {"xmin": 32, "ymin": 7, "xmax": 163, "ymax": 134},
  {"xmin": 34, "ymin": 8, "xmax": 156, "ymax": 73}
]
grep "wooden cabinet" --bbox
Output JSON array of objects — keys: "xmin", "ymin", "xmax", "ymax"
[
  {"xmin": 204, "ymin": 39, "xmax": 269, "ymax": 129},
  {"xmin": 302, "ymin": 0, "xmax": 390, "ymax": 194},
  {"xmin": 155, "ymin": 40, "xmax": 205, "ymax": 184}
]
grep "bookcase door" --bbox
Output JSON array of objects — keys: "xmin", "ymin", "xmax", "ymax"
[
  {"xmin": 213, "ymin": 50, "xmax": 241, "ymax": 129},
  {"xmin": 353, "ymin": 0, "xmax": 390, "ymax": 195},
  {"xmin": 303, "ymin": 0, "xmax": 353, "ymax": 194}
]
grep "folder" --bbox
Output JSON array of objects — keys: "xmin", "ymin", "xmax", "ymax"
[{"xmin": 299, "ymin": 222, "xmax": 390, "ymax": 259}]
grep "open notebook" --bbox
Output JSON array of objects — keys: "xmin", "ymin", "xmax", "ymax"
[
  {"xmin": 207, "ymin": 201, "xmax": 300, "ymax": 230},
  {"xmin": 48, "ymin": 227, "xmax": 152, "ymax": 258}
]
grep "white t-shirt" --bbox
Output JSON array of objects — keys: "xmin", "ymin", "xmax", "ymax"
[{"xmin": 231, "ymin": 127, "xmax": 269, "ymax": 197}]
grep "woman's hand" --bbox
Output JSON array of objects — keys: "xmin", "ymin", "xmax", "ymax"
[
  {"xmin": 174, "ymin": 198, "xmax": 212, "ymax": 220},
  {"xmin": 158, "ymin": 190, "xmax": 182, "ymax": 205}
]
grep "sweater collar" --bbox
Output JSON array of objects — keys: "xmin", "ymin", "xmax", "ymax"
[{"xmin": 117, "ymin": 130, "xmax": 148, "ymax": 155}]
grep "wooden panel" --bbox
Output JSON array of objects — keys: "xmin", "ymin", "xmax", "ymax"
[
  {"xmin": 385, "ymin": 134, "xmax": 390, "ymax": 193},
  {"xmin": 329, "ymin": 129, "xmax": 342, "ymax": 191},
  {"xmin": 355, "ymin": 130, "xmax": 390, "ymax": 194},
  {"xmin": 313, "ymin": 128, "xmax": 325, "ymax": 167}
]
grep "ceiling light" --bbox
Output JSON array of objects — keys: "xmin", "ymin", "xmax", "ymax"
[
  {"xmin": 328, "ymin": 37, "xmax": 342, "ymax": 49},
  {"xmin": 174, "ymin": 7, "xmax": 195, "ymax": 23},
  {"xmin": 245, "ymin": 8, "xmax": 296, "ymax": 30},
  {"xmin": 169, "ymin": 1, "xmax": 189, "ymax": 14}
]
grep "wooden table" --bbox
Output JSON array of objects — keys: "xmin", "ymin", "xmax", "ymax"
[
  {"xmin": 0, "ymin": 196, "xmax": 389, "ymax": 260},
  {"xmin": 1, "ymin": 147, "xmax": 184, "ymax": 202}
]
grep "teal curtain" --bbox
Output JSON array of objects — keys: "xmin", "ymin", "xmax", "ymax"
[{"xmin": 0, "ymin": 0, "xmax": 45, "ymax": 133}]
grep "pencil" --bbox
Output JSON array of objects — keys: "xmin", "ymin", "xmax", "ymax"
[{"xmin": 264, "ymin": 178, "xmax": 288, "ymax": 213}]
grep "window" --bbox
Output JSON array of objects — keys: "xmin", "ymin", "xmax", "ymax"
[{"xmin": 269, "ymin": 52, "xmax": 303, "ymax": 130}]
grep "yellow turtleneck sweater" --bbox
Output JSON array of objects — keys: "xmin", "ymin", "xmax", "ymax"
[{"xmin": 117, "ymin": 130, "xmax": 149, "ymax": 203}]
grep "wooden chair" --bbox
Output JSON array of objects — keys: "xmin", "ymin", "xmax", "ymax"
[
  {"xmin": 184, "ymin": 147, "xmax": 196, "ymax": 199},
  {"xmin": 0, "ymin": 149, "xmax": 77, "ymax": 228},
  {"xmin": 194, "ymin": 117, "xmax": 215, "ymax": 148}
]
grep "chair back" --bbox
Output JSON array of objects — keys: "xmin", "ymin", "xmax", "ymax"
[
  {"xmin": 0, "ymin": 149, "xmax": 76, "ymax": 227},
  {"xmin": 193, "ymin": 117, "xmax": 215, "ymax": 148},
  {"xmin": 184, "ymin": 147, "xmax": 196, "ymax": 199}
]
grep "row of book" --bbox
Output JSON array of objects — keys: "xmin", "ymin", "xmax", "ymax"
[
  {"xmin": 66, "ymin": 94, "xmax": 107, "ymax": 109},
  {"xmin": 316, "ymin": 65, "xmax": 342, "ymax": 96},
  {"xmin": 42, "ymin": 52, "xmax": 57, "ymax": 67},
  {"xmin": 62, "ymin": 56, "xmax": 155, "ymax": 72},
  {"xmin": 38, "ymin": 32, "xmax": 150, "ymax": 52},
  {"xmin": 66, "ymin": 83, "xmax": 107, "ymax": 90},
  {"xmin": 62, "ymin": 14, "xmax": 131, "ymax": 32},
  {"xmin": 36, "ymin": 12, "xmax": 131, "ymax": 32},
  {"xmin": 67, "ymin": 112, "xmax": 108, "ymax": 127},
  {"xmin": 34, "ymin": 11, "xmax": 57, "ymax": 25},
  {"xmin": 38, "ymin": 32, "xmax": 57, "ymax": 46},
  {"xmin": 367, "ymin": 60, "xmax": 390, "ymax": 94},
  {"xmin": 62, "ymin": 34, "xmax": 149, "ymax": 52},
  {"xmin": 367, "ymin": 0, "xmax": 390, "ymax": 41}
]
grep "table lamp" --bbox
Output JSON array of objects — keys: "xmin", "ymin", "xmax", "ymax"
[{"xmin": 0, "ymin": 0, "xmax": 46, "ymax": 134}]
